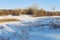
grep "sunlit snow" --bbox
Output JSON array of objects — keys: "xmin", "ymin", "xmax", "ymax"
[{"xmin": 0, "ymin": 15, "xmax": 60, "ymax": 40}]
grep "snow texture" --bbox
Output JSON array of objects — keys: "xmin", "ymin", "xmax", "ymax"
[{"xmin": 0, "ymin": 15, "xmax": 60, "ymax": 40}]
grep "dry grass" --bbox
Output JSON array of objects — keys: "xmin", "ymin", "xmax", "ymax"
[{"xmin": 0, "ymin": 18, "xmax": 21, "ymax": 23}]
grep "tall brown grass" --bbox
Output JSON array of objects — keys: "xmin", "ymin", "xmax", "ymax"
[
  {"xmin": 0, "ymin": 18, "xmax": 20, "ymax": 23},
  {"xmin": 0, "ymin": 8, "xmax": 60, "ymax": 17}
]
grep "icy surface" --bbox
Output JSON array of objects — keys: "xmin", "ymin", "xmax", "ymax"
[{"xmin": 0, "ymin": 15, "xmax": 60, "ymax": 40}]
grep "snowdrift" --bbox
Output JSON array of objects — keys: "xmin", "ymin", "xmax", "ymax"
[{"xmin": 0, "ymin": 15, "xmax": 60, "ymax": 40}]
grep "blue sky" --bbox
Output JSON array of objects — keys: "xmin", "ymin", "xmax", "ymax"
[{"xmin": 0, "ymin": 0, "xmax": 60, "ymax": 11}]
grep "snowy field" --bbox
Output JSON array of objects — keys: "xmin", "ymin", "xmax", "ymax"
[{"xmin": 0, "ymin": 15, "xmax": 60, "ymax": 40}]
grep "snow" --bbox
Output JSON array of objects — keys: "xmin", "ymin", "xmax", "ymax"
[
  {"xmin": 30, "ymin": 32, "xmax": 60, "ymax": 40},
  {"xmin": 3, "ymin": 25, "xmax": 15, "ymax": 32},
  {"xmin": 0, "ymin": 15, "xmax": 60, "ymax": 40}
]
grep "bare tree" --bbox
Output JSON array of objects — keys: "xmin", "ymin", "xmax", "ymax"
[
  {"xmin": 51, "ymin": 6, "xmax": 56, "ymax": 16},
  {"xmin": 28, "ymin": 3, "xmax": 39, "ymax": 16}
]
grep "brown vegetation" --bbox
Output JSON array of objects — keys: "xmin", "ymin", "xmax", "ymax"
[
  {"xmin": 0, "ymin": 18, "xmax": 20, "ymax": 23},
  {"xmin": 0, "ymin": 8, "xmax": 60, "ymax": 17}
]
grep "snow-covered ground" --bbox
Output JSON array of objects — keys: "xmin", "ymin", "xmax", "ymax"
[{"xmin": 0, "ymin": 15, "xmax": 60, "ymax": 40}]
